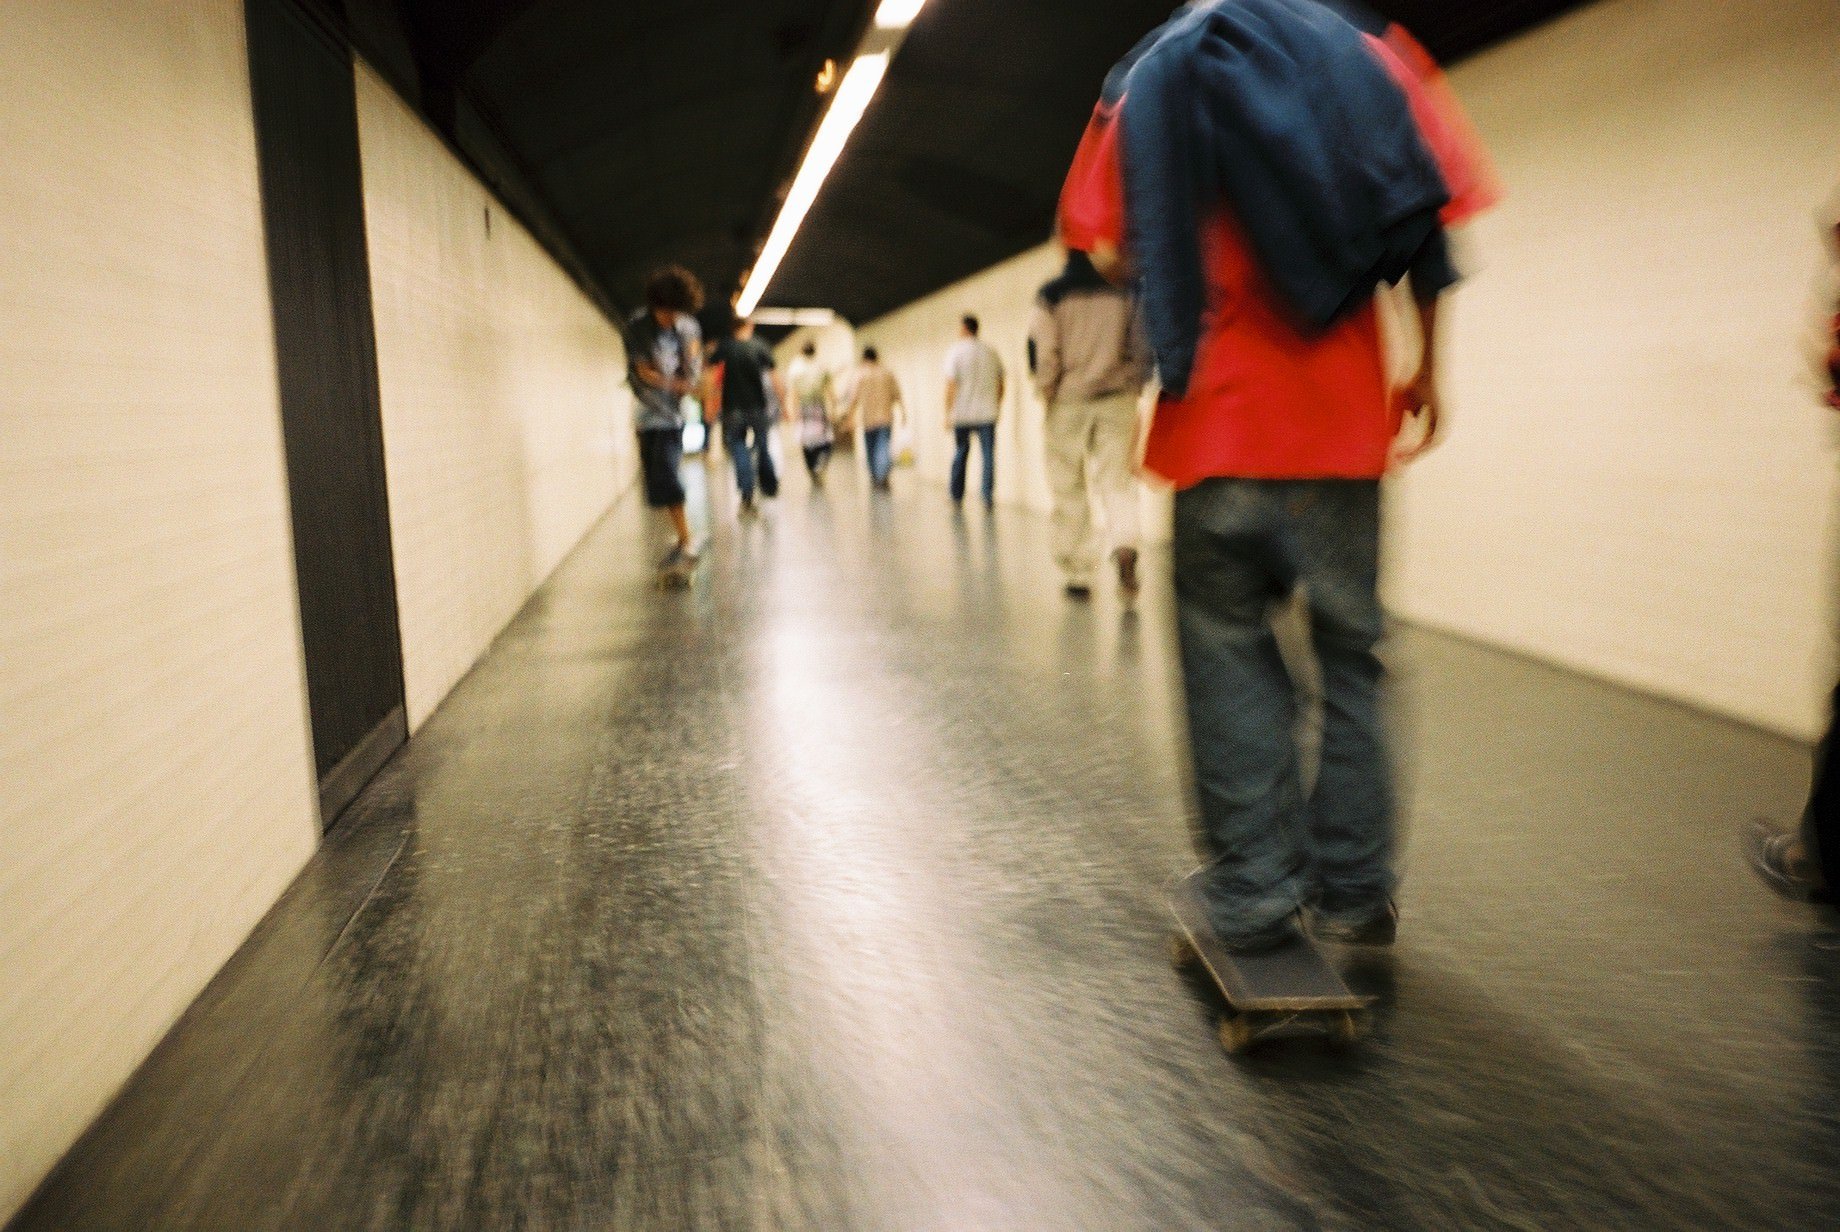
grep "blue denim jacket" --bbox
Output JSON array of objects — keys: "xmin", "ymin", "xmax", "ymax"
[{"xmin": 1119, "ymin": 0, "xmax": 1452, "ymax": 396}]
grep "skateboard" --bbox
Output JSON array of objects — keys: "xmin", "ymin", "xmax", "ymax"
[
  {"xmin": 655, "ymin": 545, "xmax": 701, "ymax": 590},
  {"xmin": 1166, "ymin": 868, "xmax": 1372, "ymax": 1053}
]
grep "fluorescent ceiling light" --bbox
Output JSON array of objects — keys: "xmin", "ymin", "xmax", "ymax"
[
  {"xmin": 736, "ymin": 51, "xmax": 891, "ymax": 317},
  {"xmin": 750, "ymin": 308, "xmax": 839, "ymax": 327},
  {"xmin": 874, "ymin": 0, "xmax": 928, "ymax": 28}
]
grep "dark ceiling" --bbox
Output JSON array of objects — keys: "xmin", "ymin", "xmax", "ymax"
[{"xmin": 327, "ymin": 0, "xmax": 1594, "ymax": 328}]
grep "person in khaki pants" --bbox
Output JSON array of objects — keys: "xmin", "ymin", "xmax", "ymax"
[{"xmin": 1028, "ymin": 248, "xmax": 1152, "ymax": 596}]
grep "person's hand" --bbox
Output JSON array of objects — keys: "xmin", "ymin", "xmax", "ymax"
[{"xmin": 1392, "ymin": 369, "xmax": 1443, "ymax": 464}]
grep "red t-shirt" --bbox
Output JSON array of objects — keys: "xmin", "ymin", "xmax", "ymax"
[{"xmin": 1060, "ymin": 101, "xmax": 1398, "ymax": 488}]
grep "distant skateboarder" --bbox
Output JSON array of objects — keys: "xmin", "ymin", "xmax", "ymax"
[{"xmin": 626, "ymin": 265, "xmax": 704, "ymax": 576}]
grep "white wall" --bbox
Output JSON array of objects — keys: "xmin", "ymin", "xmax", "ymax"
[
  {"xmin": 1392, "ymin": 0, "xmax": 1840, "ymax": 739},
  {"xmin": 356, "ymin": 65, "xmax": 634, "ymax": 728},
  {"xmin": 0, "ymin": 2, "xmax": 321, "ymax": 1218},
  {"xmin": 861, "ymin": 0, "xmax": 1840, "ymax": 739}
]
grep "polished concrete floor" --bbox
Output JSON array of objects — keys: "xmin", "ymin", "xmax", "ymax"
[{"xmin": 15, "ymin": 449, "xmax": 1840, "ymax": 1230}]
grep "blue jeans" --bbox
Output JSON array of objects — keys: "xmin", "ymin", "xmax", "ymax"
[
  {"xmin": 950, "ymin": 423, "xmax": 996, "ymax": 504},
  {"xmin": 864, "ymin": 426, "xmax": 893, "ymax": 484},
  {"xmin": 723, "ymin": 408, "xmax": 778, "ymax": 501},
  {"xmin": 1172, "ymin": 478, "xmax": 1394, "ymax": 946}
]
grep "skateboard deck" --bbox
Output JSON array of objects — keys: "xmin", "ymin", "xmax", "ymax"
[{"xmin": 1166, "ymin": 868, "xmax": 1371, "ymax": 1052}]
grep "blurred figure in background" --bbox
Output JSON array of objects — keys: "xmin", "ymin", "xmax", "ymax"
[
  {"xmin": 944, "ymin": 315, "xmax": 1004, "ymax": 507},
  {"xmin": 708, "ymin": 316, "xmax": 781, "ymax": 517},
  {"xmin": 845, "ymin": 346, "xmax": 906, "ymax": 490},
  {"xmin": 1749, "ymin": 215, "xmax": 1840, "ymax": 903},
  {"xmin": 1029, "ymin": 247, "xmax": 1152, "ymax": 598},
  {"xmin": 788, "ymin": 341, "xmax": 836, "ymax": 482},
  {"xmin": 625, "ymin": 265, "xmax": 704, "ymax": 569}
]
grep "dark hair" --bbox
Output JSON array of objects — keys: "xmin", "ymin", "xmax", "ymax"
[
  {"xmin": 801, "ymin": 341, "xmax": 817, "ymax": 357},
  {"xmin": 644, "ymin": 265, "xmax": 705, "ymax": 313},
  {"xmin": 962, "ymin": 314, "xmax": 980, "ymax": 336},
  {"xmin": 862, "ymin": 346, "xmax": 879, "ymax": 362}
]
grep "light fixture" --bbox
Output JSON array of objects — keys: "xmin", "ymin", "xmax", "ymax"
[
  {"xmin": 874, "ymin": 0, "xmax": 928, "ymax": 29},
  {"xmin": 750, "ymin": 308, "xmax": 839, "ymax": 327},
  {"xmin": 736, "ymin": 52, "xmax": 890, "ymax": 317}
]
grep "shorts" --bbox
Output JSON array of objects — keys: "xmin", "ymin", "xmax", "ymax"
[{"xmin": 637, "ymin": 427, "xmax": 686, "ymax": 509}]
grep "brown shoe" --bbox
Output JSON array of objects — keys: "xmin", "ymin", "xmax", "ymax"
[{"xmin": 1115, "ymin": 547, "xmax": 1140, "ymax": 594}]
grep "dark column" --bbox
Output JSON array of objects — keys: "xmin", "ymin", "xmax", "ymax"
[{"xmin": 246, "ymin": 0, "xmax": 406, "ymax": 828}]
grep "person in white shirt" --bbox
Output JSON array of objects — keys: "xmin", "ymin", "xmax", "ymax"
[{"xmin": 943, "ymin": 315, "xmax": 1005, "ymax": 507}]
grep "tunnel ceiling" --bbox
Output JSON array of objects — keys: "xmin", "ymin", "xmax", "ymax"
[{"xmin": 338, "ymin": 0, "xmax": 1594, "ymax": 327}]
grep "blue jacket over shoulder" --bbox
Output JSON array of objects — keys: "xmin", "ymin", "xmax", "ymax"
[{"xmin": 1120, "ymin": 0, "xmax": 1451, "ymax": 396}]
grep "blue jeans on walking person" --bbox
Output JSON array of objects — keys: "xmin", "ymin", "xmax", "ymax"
[
  {"xmin": 950, "ymin": 422, "xmax": 996, "ymax": 504},
  {"xmin": 1172, "ymin": 478, "xmax": 1395, "ymax": 948},
  {"xmin": 864, "ymin": 426, "xmax": 893, "ymax": 485},
  {"xmin": 724, "ymin": 407, "xmax": 778, "ymax": 501}
]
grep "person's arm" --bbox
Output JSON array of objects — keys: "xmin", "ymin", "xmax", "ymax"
[
  {"xmin": 1029, "ymin": 303, "xmax": 1062, "ymax": 406},
  {"xmin": 892, "ymin": 374, "xmax": 907, "ymax": 427},
  {"xmin": 679, "ymin": 324, "xmax": 703, "ymax": 396},
  {"xmin": 944, "ymin": 351, "xmax": 959, "ymax": 431},
  {"xmin": 1394, "ymin": 293, "xmax": 1444, "ymax": 463},
  {"xmin": 1394, "ymin": 229, "xmax": 1458, "ymax": 463}
]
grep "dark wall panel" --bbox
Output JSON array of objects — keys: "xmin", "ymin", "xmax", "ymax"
[{"xmin": 246, "ymin": 0, "xmax": 406, "ymax": 827}]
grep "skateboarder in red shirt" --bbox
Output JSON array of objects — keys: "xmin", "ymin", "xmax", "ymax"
[{"xmin": 1063, "ymin": 0, "xmax": 1497, "ymax": 953}]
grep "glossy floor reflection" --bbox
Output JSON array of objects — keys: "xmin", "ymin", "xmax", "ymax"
[{"xmin": 16, "ymin": 451, "xmax": 1840, "ymax": 1230}]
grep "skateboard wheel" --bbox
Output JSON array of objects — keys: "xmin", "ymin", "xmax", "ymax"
[
  {"xmin": 1218, "ymin": 1015, "xmax": 1256, "ymax": 1054},
  {"xmin": 1333, "ymin": 1011, "xmax": 1364, "ymax": 1045},
  {"xmin": 1167, "ymin": 933, "xmax": 1199, "ymax": 968}
]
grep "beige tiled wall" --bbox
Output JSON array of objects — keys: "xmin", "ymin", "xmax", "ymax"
[
  {"xmin": 0, "ymin": 2, "xmax": 321, "ymax": 1218},
  {"xmin": 355, "ymin": 65, "xmax": 634, "ymax": 729},
  {"xmin": 863, "ymin": 0, "xmax": 1840, "ymax": 740},
  {"xmin": 1388, "ymin": 0, "xmax": 1840, "ymax": 738}
]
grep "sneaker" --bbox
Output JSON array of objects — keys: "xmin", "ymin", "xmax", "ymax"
[
  {"xmin": 1311, "ymin": 899, "xmax": 1398, "ymax": 946},
  {"xmin": 1065, "ymin": 581, "xmax": 1093, "ymax": 600},
  {"xmin": 739, "ymin": 498, "xmax": 759, "ymax": 519},
  {"xmin": 1116, "ymin": 547, "xmax": 1140, "ymax": 595},
  {"xmin": 1746, "ymin": 820, "xmax": 1827, "ymax": 902},
  {"xmin": 1222, "ymin": 912, "xmax": 1306, "ymax": 955}
]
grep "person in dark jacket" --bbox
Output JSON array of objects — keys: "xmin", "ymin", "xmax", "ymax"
[
  {"xmin": 707, "ymin": 316, "xmax": 782, "ymax": 516},
  {"xmin": 1749, "ymin": 216, "xmax": 1840, "ymax": 901}
]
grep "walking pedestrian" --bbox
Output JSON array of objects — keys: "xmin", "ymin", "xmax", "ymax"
[
  {"xmin": 788, "ymin": 341, "xmax": 836, "ymax": 482},
  {"xmin": 1028, "ymin": 248, "xmax": 1151, "ymax": 597},
  {"xmin": 707, "ymin": 316, "xmax": 781, "ymax": 517},
  {"xmin": 944, "ymin": 315, "xmax": 1004, "ymax": 507},
  {"xmin": 844, "ymin": 346, "xmax": 906, "ymax": 489}
]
